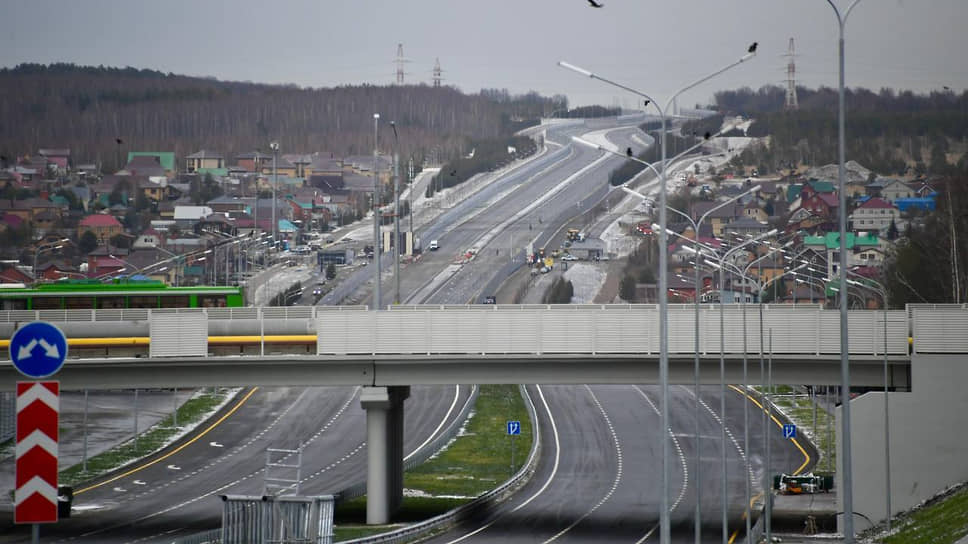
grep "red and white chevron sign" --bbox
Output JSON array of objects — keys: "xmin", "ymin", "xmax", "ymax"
[{"xmin": 15, "ymin": 381, "xmax": 59, "ymax": 524}]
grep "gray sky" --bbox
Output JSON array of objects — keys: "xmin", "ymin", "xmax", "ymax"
[{"xmin": 3, "ymin": 0, "xmax": 966, "ymax": 109}]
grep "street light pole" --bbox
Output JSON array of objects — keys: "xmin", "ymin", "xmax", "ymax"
[
  {"xmin": 818, "ymin": 1, "xmax": 863, "ymax": 538},
  {"xmin": 391, "ymin": 121, "xmax": 401, "ymax": 305},
  {"xmin": 270, "ymin": 142, "xmax": 280, "ymax": 248},
  {"xmin": 372, "ymin": 113, "xmax": 382, "ymax": 311},
  {"xmin": 563, "ymin": 49, "xmax": 756, "ymax": 544}
]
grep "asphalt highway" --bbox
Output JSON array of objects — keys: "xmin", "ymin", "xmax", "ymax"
[{"xmin": 0, "ymin": 384, "xmax": 472, "ymax": 543}]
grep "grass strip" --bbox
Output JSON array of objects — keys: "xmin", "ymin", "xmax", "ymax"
[
  {"xmin": 881, "ymin": 484, "xmax": 968, "ymax": 544},
  {"xmin": 59, "ymin": 388, "xmax": 233, "ymax": 487},
  {"xmin": 760, "ymin": 388, "xmax": 837, "ymax": 472},
  {"xmin": 333, "ymin": 384, "xmax": 533, "ymax": 539}
]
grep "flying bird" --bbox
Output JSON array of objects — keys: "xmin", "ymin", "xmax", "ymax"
[
  {"xmin": 704, "ymin": 131, "xmax": 712, "ymax": 140},
  {"xmin": 748, "ymin": 42, "xmax": 758, "ymax": 54},
  {"xmin": 449, "ymin": 169, "xmax": 457, "ymax": 176},
  {"xmin": 643, "ymin": 100, "xmax": 650, "ymax": 107},
  {"xmin": 587, "ymin": 0, "xmax": 604, "ymax": 7},
  {"xmin": 115, "ymin": 138, "xmax": 123, "ymax": 145},
  {"xmin": 943, "ymin": 85, "xmax": 951, "ymax": 91},
  {"xmin": 626, "ymin": 147, "xmax": 633, "ymax": 158}
]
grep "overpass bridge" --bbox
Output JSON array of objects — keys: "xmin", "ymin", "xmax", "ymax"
[
  {"xmin": 0, "ymin": 304, "xmax": 913, "ymax": 390},
  {"xmin": 7, "ymin": 303, "xmax": 956, "ymax": 525}
]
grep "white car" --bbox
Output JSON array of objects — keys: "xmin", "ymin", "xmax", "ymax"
[{"xmin": 561, "ymin": 254, "xmax": 578, "ymax": 261}]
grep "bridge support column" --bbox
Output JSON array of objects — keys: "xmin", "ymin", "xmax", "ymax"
[{"xmin": 360, "ymin": 385, "xmax": 410, "ymax": 525}]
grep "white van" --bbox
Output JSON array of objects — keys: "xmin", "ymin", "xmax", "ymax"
[{"xmin": 429, "ymin": 240, "xmax": 439, "ymax": 251}]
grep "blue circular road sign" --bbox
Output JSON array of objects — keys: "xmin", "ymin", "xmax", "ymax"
[{"xmin": 9, "ymin": 321, "xmax": 68, "ymax": 379}]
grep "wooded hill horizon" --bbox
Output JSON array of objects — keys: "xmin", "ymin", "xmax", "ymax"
[{"xmin": 0, "ymin": 63, "xmax": 564, "ymax": 172}]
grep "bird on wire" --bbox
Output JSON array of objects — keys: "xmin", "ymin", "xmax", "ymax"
[
  {"xmin": 748, "ymin": 42, "xmax": 758, "ymax": 54},
  {"xmin": 587, "ymin": 0, "xmax": 604, "ymax": 7},
  {"xmin": 704, "ymin": 131, "xmax": 712, "ymax": 140}
]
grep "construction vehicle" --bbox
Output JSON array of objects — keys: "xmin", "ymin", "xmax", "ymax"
[{"xmin": 774, "ymin": 473, "xmax": 833, "ymax": 494}]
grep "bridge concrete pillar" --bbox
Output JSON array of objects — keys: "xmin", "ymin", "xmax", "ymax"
[{"xmin": 360, "ymin": 385, "xmax": 410, "ymax": 525}]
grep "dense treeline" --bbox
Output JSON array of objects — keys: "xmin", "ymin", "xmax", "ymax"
[
  {"xmin": 0, "ymin": 63, "xmax": 560, "ymax": 172},
  {"xmin": 426, "ymin": 135, "xmax": 537, "ymax": 196},
  {"xmin": 711, "ymin": 85, "xmax": 968, "ymax": 176}
]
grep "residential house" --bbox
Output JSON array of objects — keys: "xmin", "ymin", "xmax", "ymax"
[
  {"xmin": 133, "ymin": 228, "xmax": 164, "ymax": 249},
  {"xmin": 195, "ymin": 213, "xmax": 236, "ymax": 237},
  {"xmin": 0, "ymin": 198, "xmax": 65, "ymax": 223},
  {"xmin": 849, "ymin": 197, "xmax": 901, "ymax": 234},
  {"xmin": 724, "ymin": 216, "xmax": 771, "ymax": 238},
  {"xmin": 86, "ymin": 246, "xmax": 128, "ymax": 279},
  {"xmin": 123, "ymin": 156, "xmax": 167, "ymax": 178},
  {"xmin": 138, "ymin": 177, "xmax": 169, "ymax": 202},
  {"xmin": 78, "ymin": 213, "xmax": 123, "ymax": 243},
  {"xmin": 35, "ymin": 262, "xmax": 83, "ymax": 282},
  {"xmin": 690, "ymin": 201, "xmax": 741, "ymax": 238},
  {"xmin": 37, "ymin": 149, "xmax": 70, "ymax": 172},
  {"xmin": 283, "ymin": 154, "xmax": 312, "ymax": 178},
  {"xmin": 307, "ymin": 155, "xmax": 343, "ymax": 178},
  {"xmin": 235, "ymin": 151, "xmax": 272, "ymax": 173},
  {"xmin": 126, "ymin": 152, "xmax": 176, "ymax": 177},
  {"xmin": 865, "ymin": 177, "xmax": 890, "ymax": 198},
  {"xmin": 799, "ymin": 192, "xmax": 839, "ymax": 220},
  {"xmin": 173, "ymin": 205, "xmax": 214, "ymax": 229},
  {"xmin": 343, "ymin": 155, "xmax": 391, "ymax": 184},
  {"xmin": 742, "ymin": 202, "xmax": 768, "ymax": 222},
  {"xmin": 207, "ymin": 195, "xmax": 251, "ymax": 214},
  {"xmin": 880, "ymin": 179, "xmax": 915, "ymax": 203},
  {"xmin": 778, "ymin": 285, "xmax": 825, "ymax": 305},
  {"xmin": 185, "ymin": 150, "xmax": 225, "ymax": 173},
  {"xmin": 0, "ymin": 262, "xmax": 32, "ymax": 284},
  {"xmin": 260, "ymin": 155, "xmax": 298, "ymax": 178},
  {"xmin": 803, "ymin": 231, "xmax": 881, "ymax": 278}
]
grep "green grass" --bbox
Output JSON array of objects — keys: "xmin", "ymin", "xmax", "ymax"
[
  {"xmin": 59, "ymin": 388, "xmax": 235, "ymax": 487},
  {"xmin": 762, "ymin": 388, "xmax": 836, "ymax": 472},
  {"xmin": 332, "ymin": 385, "xmax": 533, "ymax": 540},
  {"xmin": 879, "ymin": 484, "xmax": 968, "ymax": 544},
  {"xmin": 403, "ymin": 384, "xmax": 533, "ymax": 497}
]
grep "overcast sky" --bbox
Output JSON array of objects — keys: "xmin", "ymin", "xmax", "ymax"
[{"xmin": 3, "ymin": 0, "xmax": 966, "ymax": 109}]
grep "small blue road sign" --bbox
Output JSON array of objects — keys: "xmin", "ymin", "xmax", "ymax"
[
  {"xmin": 783, "ymin": 424, "xmax": 797, "ymax": 439},
  {"xmin": 506, "ymin": 420, "xmax": 521, "ymax": 436},
  {"xmin": 9, "ymin": 322, "xmax": 68, "ymax": 379}
]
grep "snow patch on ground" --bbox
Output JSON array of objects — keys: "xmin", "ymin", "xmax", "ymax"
[{"xmin": 563, "ymin": 263, "xmax": 607, "ymax": 304}]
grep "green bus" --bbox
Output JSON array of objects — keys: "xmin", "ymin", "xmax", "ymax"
[{"xmin": 0, "ymin": 279, "xmax": 244, "ymax": 310}]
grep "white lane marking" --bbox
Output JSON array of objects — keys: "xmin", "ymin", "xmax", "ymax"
[
  {"xmin": 444, "ymin": 385, "xmax": 557, "ymax": 544},
  {"xmin": 686, "ymin": 386, "xmax": 756, "ymax": 491},
  {"xmin": 74, "ymin": 388, "xmax": 362, "ymax": 540},
  {"xmin": 166, "ymin": 465, "xmax": 180, "ymax": 471},
  {"xmin": 405, "ymin": 384, "xmax": 463, "ymax": 461},
  {"xmin": 632, "ymin": 386, "xmax": 690, "ymax": 544},
  {"xmin": 634, "ymin": 386, "xmax": 690, "ymax": 513},
  {"xmin": 132, "ymin": 480, "xmax": 146, "ymax": 486},
  {"xmin": 541, "ymin": 385, "xmax": 623, "ymax": 543},
  {"xmin": 209, "ymin": 441, "xmax": 223, "ymax": 448}
]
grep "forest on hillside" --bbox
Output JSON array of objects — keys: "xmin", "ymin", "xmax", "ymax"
[
  {"xmin": 712, "ymin": 84, "xmax": 968, "ymax": 176},
  {"xmin": 0, "ymin": 63, "xmax": 568, "ymax": 171}
]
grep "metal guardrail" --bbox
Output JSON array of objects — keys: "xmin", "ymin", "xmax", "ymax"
[
  {"xmin": 169, "ymin": 528, "xmax": 220, "ymax": 544},
  {"xmin": 339, "ymin": 384, "xmax": 542, "ymax": 544}
]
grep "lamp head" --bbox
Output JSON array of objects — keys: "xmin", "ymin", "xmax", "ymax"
[
  {"xmin": 558, "ymin": 61, "xmax": 593, "ymax": 78},
  {"xmin": 373, "ymin": 113, "xmax": 380, "ymax": 120}
]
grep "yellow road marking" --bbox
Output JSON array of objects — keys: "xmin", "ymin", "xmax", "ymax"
[
  {"xmin": 74, "ymin": 387, "xmax": 260, "ymax": 495},
  {"xmin": 724, "ymin": 384, "xmax": 813, "ymax": 542},
  {"xmin": 729, "ymin": 384, "xmax": 811, "ymax": 474}
]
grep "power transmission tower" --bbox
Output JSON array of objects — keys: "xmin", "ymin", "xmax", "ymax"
[
  {"xmin": 395, "ymin": 43, "xmax": 410, "ymax": 85},
  {"xmin": 432, "ymin": 57, "xmax": 444, "ymax": 88},
  {"xmin": 785, "ymin": 37, "xmax": 799, "ymax": 110}
]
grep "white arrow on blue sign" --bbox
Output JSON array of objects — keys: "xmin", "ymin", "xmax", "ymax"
[
  {"xmin": 506, "ymin": 420, "xmax": 521, "ymax": 435},
  {"xmin": 783, "ymin": 424, "xmax": 797, "ymax": 439},
  {"xmin": 9, "ymin": 322, "xmax": 68, "ymax": 379}
]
